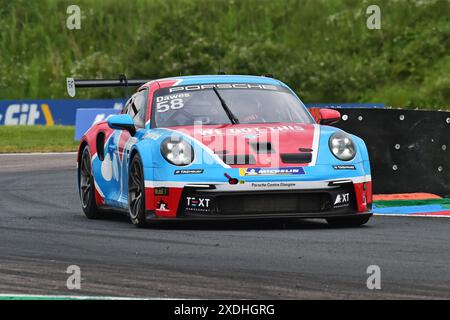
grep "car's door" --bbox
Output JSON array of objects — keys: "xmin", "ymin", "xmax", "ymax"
[{"xmin": 104, "ymin": 88, "xmax": 149, "ymax": 207}]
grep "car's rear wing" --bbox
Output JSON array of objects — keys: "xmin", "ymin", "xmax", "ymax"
[{"xmin": 66, "ymin": 75, "xmax": 153, "ymax": 97}]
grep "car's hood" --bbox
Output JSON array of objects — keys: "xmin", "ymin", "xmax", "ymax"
[{"xmin": 165, "ymin": 123, "xmax": 321, "ymax": 167}]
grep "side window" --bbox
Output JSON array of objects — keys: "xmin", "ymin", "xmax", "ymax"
[
  {"xmin": 133, "ymin": 89, "xmax": 148, "ymax": 128},
  {"xmin": 122, "ymin": 89, "xmax": 148, "ymax": 128},
  {"xmin": 122, "ymin": 97, "xmax": 132, "ymax": 115}
]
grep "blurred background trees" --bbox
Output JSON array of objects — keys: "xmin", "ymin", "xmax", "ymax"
[{"xmin": 0, "ymin": 0, "xmax": 448, "ymax": 109}]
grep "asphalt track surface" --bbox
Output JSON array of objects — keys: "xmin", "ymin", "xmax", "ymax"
[{"xmin": 0, "ymin": 153, "xmax": 449, "ymax": 299}]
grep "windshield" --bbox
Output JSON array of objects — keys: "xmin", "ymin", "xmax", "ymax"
[{"xmin": 152, "ymin": 83, "xmax": 313, "ymax": 127}]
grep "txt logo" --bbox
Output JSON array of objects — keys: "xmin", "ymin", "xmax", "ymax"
[
  {"xmin": 334, "ymin": 193, "xmax": 350, "ymax": 205},
  {"xmin": 187, "ymin": 197, "xmax": 210, "ymax": 208}
]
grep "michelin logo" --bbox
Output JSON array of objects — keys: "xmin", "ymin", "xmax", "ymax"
[{"xmin": 239, "ymin": 167, "xmax": 305, "ymax": 176}]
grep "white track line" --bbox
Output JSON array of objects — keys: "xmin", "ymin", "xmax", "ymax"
[{"xmin": 0, "ymin": 294, "xmax": 174, "ymax": 300}]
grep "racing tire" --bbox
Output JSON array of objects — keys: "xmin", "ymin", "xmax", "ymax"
[
  {"xmin": 79, "ymin": 146, "xmax": 101, "ymax": 219},
  {"xmin": 326, "ymin": 215, "xmax": 371, "ymax": 227},
  {"xmin": 128, "ymin": 154, "xmax": 147, "ymax": 227}
]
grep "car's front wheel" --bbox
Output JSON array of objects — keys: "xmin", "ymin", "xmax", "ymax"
[
  {"xmin": 128, "ymin": 154, "xmax": 147, "ymax": 227},
  {"xmin": 79, "ymin": 146, "xmax": 100, "ymax": 219},
  {"xmin": 326, "ymin": 215, "xmax": 371, "ymax": 227}
]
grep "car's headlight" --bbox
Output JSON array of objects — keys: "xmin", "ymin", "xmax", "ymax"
[
  {"xmin": 329, "ymin": 132, "xmax": 356, "ymax": 161},
  {"xmin": 160, "ymin": 136, "xmax": 194, "ymax": 166}
]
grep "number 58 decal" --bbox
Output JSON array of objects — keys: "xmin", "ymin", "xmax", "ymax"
[{"xmin": 157, "ymin": 99, "xmax": 184, "ymax": 113}]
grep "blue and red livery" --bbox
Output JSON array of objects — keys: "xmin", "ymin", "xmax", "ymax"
[{"xmin": 75, "ymin": 75, "xmax": 372, "ymax": 227}]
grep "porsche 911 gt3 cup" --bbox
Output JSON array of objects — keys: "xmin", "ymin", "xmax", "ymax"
[{"xmin": 72, "ymin": 75, "xmax": 372, "ymax": 227}]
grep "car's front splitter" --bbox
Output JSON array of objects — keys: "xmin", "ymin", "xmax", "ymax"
[{"xmin": 145, "ymin": 210, "xmax": 372, "ymax": 222}]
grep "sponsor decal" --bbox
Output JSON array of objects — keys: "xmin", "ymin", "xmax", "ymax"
[
  {"xmin": 186, "ymin": 196, "xmax": 211, "ymax": 213},
  {"xmin": 239, "ymin": 167, "xmax": 305, "ymax": 176},
  {"xmin": 250, "ymin": 182, "xmax": 296, "ymax": 188},
  {"xmin": 333, "ymin": 165, "xmax": 356, "ymax": 170},
  {"xmin": 174, "ymin": 169, "xmax": 204, "ymax": 175},
  {"xmin": 334, "ymin": 193, "xmax": 350, "ymax": 208},
  {"xmin": 156, "ymin": 199, "xmax": 169, "ymax": 211},
  {"xmin": 168, "ymin": 83, "xmax": 280, "ymax": 93},
  {"xmin": 156, "ymin": 93, "xmax": 191, "ymax": 113},
  {"xmin": 197, "ymin": 125, "xmax": 304, "ymax": 136},
  {"xmin": 156, "ymin": 93, "xmax": 190, "ymax": 102},
  {"xmin": 154, "ymin": 187, "xmax": 169, "ymax": 196}
]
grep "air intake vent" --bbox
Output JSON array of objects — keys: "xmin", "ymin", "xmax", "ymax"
[
  {"xmin": 218, "ymin": 154, "xmax": 257, "ymax": 165},
  {"xmin": 249, "ymin": 142, "xmax": 274, "ymax": 154},
  {"xmin": 216, "ymin": 193, "xmax": 331, "ymax": 215},
  {"xmin": 280, "ymin": 153, "xmax": 312, "ymax": 164}
]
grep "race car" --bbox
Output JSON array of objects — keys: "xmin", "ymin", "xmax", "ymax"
[{"xmin": 71, "ymin": 75, "xmax": 372, "ymax": 227}]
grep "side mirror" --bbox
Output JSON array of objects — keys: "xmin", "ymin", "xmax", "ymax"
[
  {"xmin": 319, "ymin": 108, "xmax": 341, "ymax": 125},
  {"xmin": 107, "ymin": 114, "xmax": 136, "ymax": 135}
]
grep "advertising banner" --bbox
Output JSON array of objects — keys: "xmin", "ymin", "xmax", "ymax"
[
  {"xmin": 74, "ymin": 108, "xmax": 120, "ymax": 140},
  {"xmin": 0, "ymin": 99, "xmax": 125, "ymax": 126}
]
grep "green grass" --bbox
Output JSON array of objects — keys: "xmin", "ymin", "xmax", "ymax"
[
  {"xmin": 0, "ymin": 126, "xmax": 78, "ymax": 153},
  {"xmin": 0, "ymin": 0, "xmax": 448, "ymax": 109}
]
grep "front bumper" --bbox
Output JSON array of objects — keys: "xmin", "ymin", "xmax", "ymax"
[{"xmin": 146, "ymin": 181, "xmax": 372, "ymax": 221}]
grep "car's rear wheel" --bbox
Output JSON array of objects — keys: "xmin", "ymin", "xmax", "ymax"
[
  {"xmin": 128, "ymin": 154, "xmax": 147, "ymax": 227},
  {"xmin": 79, "ymin": 146, "xmax": 100, "ymax": 219},
  {"xmin": 326, "ymin": 215, "xmax": 371, "ymax": 227}
]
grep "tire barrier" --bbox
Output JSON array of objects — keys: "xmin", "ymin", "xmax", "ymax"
[{"xmin": 327, "ymin": 108, "xmax": 449, "ymax": 197}]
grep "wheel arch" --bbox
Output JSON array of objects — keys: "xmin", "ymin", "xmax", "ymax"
[
  {"xmin": 130, "ymin": 140, "xmax": 156, "ymax": 167},
  {"xmin": 129, "ymin": 147, "xmax": 140, "ymax": 165},
  {"xmin": 77, "ymin": 140, "xmax": 88, "ymax": 165},
  {"xmin": 127, "ymin": 146, "xmax": 148, "ymax": 227}
]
